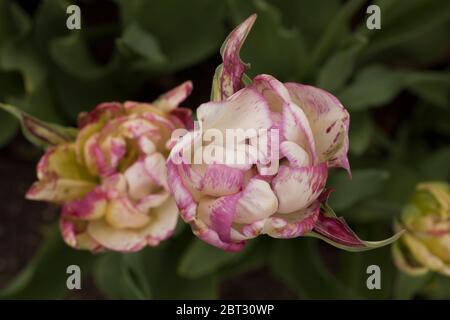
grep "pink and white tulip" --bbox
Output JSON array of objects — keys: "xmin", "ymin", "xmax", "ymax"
[
  {"xmin": 26, "ymin": 82, "xmax": 193, "ymax": 252},
  {"xmin": 167, "ymin": 73, "xmax": 350, "ymax": 251}
]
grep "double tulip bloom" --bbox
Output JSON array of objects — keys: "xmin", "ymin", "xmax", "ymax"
[
  {"xmin": 21, "ymin": 14, "xmax": 398, "ymax": 253},
  {"xmin": 393, "ymin": 182, "xmax": 450, "ymax": 276},
  {"xmin": 167, "ymin": 74, "xmax": 349, "ymax": 251},
  {"xmin": 27, "ymin": 83, "xmax": 193, "ymax": 252}
]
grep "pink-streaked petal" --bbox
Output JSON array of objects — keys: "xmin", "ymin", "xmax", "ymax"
[
  {"xmin": 313, "ymin": 211, "xmax": 366, "ymax": 248},
  {"xmin": 280, "ymin": 141, "xmax": 310, "ymax": 168},
  {"xmin": 119, "ymin": 118, "xmax": 159, "ymax": 139},
  {"xmin": 234, "ymin": 179, "xmax": 278, "ymax": 224},
  {"xmin": 62, "ymin": 189, "xmax": 107, "ymax": 220},
  {"xmin": 60, "ymin": 218, "xmax": 102, "ymax": 251},
  {"xmin": 252, "ymin": 74, "xmax": 291, "ymax": 114},
  {"xmin": 155, "ymin": 81, "xmax": 193, "ymax": 111},
  {"xmin": 272, "ymin": 164, "xmax": 328, "ymax": 214},
  {"xmin": 285, "ymin": 83, "xmax": 350, "ymax": 173},
  {"xmin": 169, "ymin": 108, "xmax": 194, "ymax": 131},
  {"xmin": 198, "ymin": 87, "xmax": 272, "ymax": 133},
  {"xmin": 143, "ymin": 197, "xmax": 179, "ymax": 246},
  {"xmin": 26, "ymin": 179, "xmax": 95, "ymax": 203},
  {"xmin": 144, "ymin": 153, "xmax": 169, "ymax": 191},
  {"xmin": 198, "ymin": 194, "xmax": 241, "ymax": 244},
  {"xmin": 138, "ymin": 135, "xmax": 157, "ymax": 155},
  {"xmin": 281, "ymin": 98, "xmax": 317, "ymax": 163},
  {"xmin": 87, "ymin": 220, "xmax": 147, "ymax": 252},
  {"xmin": 194, "ymin": 227, "xmax": 245, "ymax": 252},
  {"xmin": 124, "ymin": 160, "xmax": 155, "ymax": 200},
  {"xmin": 201, "ymin": 164, "xmax": 244, "ymax": 197},
  {"xmin": 167, "ymin": 160, "xmax": 198, "ymax": 222},
  {"xmin": 77, "ymin": 102, "xmax": 123, "ymax": 129},
  {"xmin": 263, "ymin": 201, "xmax": 320, "ymax": 238},
  {"xmin": 230, "ymin": 219, "xmax": 266, "ymax": 241},
  {"xmin": 101, "ymin": 173, "xmax": 128, "ymax": 197},
  {"xmin": 136, "ymin": 192, "xmax": 170, "ymax": 213},
  {"xmin": 105, "ymin": 197, "xmax": 150, "ymax": 229},
  {"xmin": 212, "ymin": 14, "xmax": 257, "ymax": 101}
]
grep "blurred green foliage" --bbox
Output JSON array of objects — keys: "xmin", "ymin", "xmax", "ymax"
[{"xmin": 1, "ymin": 0, "xmax": 449, "ymax": 299}]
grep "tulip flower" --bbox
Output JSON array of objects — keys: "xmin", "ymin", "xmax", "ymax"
[
  {"xmin": 393, "ymin": 182, "xmax": 450, "ymax": 276},
  {"xmin": 167, "ymin": 15, "xmax": 401, "ymax": 252},
  {"xmin": 24, "ymin": 82, "xmax": 193, "ymax": 252}
]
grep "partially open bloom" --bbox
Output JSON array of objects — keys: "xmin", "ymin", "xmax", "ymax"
[
  {"xmin": 26, "ymin": 82, "xmax": 193, "ymax": 252},
  {"xmin": 167, "ymin": 74, "xmax": 349, "ymax": 251},
  {"xmin": 393, "ymin": 182, "xmax": 450, "ymax": 276}
]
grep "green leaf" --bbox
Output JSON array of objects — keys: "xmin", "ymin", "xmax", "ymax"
[
  {"xmin": 178, "ymin": 239, "xmax": 249, "ymax": 278},
  {"xmin": 311, "ymin": 0, "xmax": 366, "ymax": 68},
  {"xmin": 117, "ymin": 23, "xmax": 167, "ymax": 70},
  {"xmin": 95, "ymin": 233, "xmax": 218, "ymax": 300},
  {"xmin": 270, "ymin": 238, "xmax": 361, "ymax": 299},
  {"xmin": 50, "ymin": 32, "xmax": 112, "ymax": 79},
  {"xmin": 94, "ymin": 253, "xmax": 148, "ymax": 300},
  {"xmin": 338, "ymin": 65, "xmax": 404, "ymax": 110},
  {"xmin": 0, "ymin": 103, "xmax": 77, "ymax": 148},
  {"xmin": 118, "ymin": 0, "xmax": 226, "ymax": 73},
  {"xmin": 366, "ymin": 0, "xmax": 450, "ymax": 55},
  {"xmin": 394, "ymin": 272, "xmax": 431, "ymax": 300},
  {"xmin": 337, "ymin": 228, "xmax": 398, "ymax": 299},
  {"xmin": 0, "ymin": 226, "xmax": 96, "ymax": 299},
  {"xmin": 419, "ymin": 147, "xmax": 450, "ymax": 181},
  {"xmin": 328, "ymin": 169, "xmax": 390, "ymax": 211},
  {"xmin": 317, "ymin": 36, "xmax": 367, "ymax": 92},
  {"xmin": 403, "ymin": 71, "xmax": 450, "ymax": 109},
  {"xmin": 267, "ymin": 0, "xmax": 340, "ymax": 49},
  {"xmin": 348, "ymin": 111, "xmax": 373, "ymax": 155}
]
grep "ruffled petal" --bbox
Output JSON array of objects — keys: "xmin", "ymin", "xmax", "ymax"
[
  {"xmin": 285, "ymin": 83, "xmax": 350, "ymax": 173},
  {"xmin": 272, "ymin": 164, "xmax": 328, "ymax": 214},
  {"xmin": 234, "ymin": 178, "xmax": 278, "ymax": 224},
  {"xmin": 263, "ymin": 201, "xmax": 320, "ymax": 238}
]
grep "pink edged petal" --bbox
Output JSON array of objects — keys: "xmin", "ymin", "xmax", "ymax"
[
  {"xmin": 136, "ymin": 191, "xmax": 170, "ymax": 213},
  {"xmin": 155, "ymin": 81, "xmax": 193, "ymax": 111},
  {"xmin": 197, "ymin": 193, "xmax": 241, "ymax": 244},
  {"xmin": 194, "ymin": 227, "xmax": 245, "ymax": 252},
  {"xmin": 252, "ymin": 74, "xmax": 292, "ymax": 113},
  {"xmin": 272, "ymin": 164, "xmax": 328, "ymax": 214},
  {"xmin": 144, "ymin": 153, "xmax": 169, "ymax": 191},
  {"xmin": 234, "ymin": 178, "xmax": 278, "ymax": 224},
  {"xmin": 230, "ymin": 219, "xmax": 266, "ymax": 241},
  {"xmin": 143, "ymin": 197, "xmax": 179, "ymax": 246},
  {"xmin": 77, "ymin": 102, "xmax": 123, "ymax": 129},
  {"xmin": 169, "ymin": 108, "xmax": 194, "ymax": 130},
  {"xmin": 280, "ymin": 141, "xmax": 310, "ymax": 168},
  {"xmin": 105, "ymin": 197, "xmax": 150, "ymax": 229},
  {"xmin": 313, "ymin": 211, "xmax": 367, "ymax": 248},
  {"xmin": 281, "ymin": 98, "xmax": 317, "ymax": 163},
  {"xmin": 167, "ymin": 160, "xmax": 198, "ymax": 222},
  {"xmin": 197, "ymin": 87, "xmax": 272, "ymax": 133},
  {"xmin": 263, "ymin": 201, "xmax": 320, "ymax": 238},
  {"xmin": 212, "ymin": 14, "xmax": 257, "ymax": 101},
  {"xmin": 101, "ymin": 173, "xmax": 128, "ymax": 198},
  {"xmin": 138, "ymin": 135, "xmax": 157, "ymax": 155},
  {"xmin": 124, "ymin": 160, "xmax": 156, "ymax": 200},
  {"xmin": 60, "ymin": 218, "xmax": 102, "ymax": 251},
  {"xmin": 62, "ymin": 189, "xmax": 107, "ymax": 220},
  {"xmin": 201, "ymin": 164, "xmax": 244, "ymax": 197},
  {"xmin": 119, "ymin": 118, "xmax": 159, "ymax": 139},
  {"xmin": 87, "ymin": 219, "xmax": 147, "ymax": 252},
  {"xmin": 26, "ymin": 178, "xmax": 95, "ymax": 203},
  {"xmin": 285, "ymin": 83, "xmax": 350, "ymax": 173}
]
